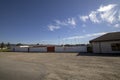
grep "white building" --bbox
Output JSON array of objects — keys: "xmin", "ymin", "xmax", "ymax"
[
  {"xmin": 10, "ymin": 45, "xmax": 87, "ymax": 53},
  {"xmin": 90, "ymin": 32, "xmax": 120, "ymax": 53}
]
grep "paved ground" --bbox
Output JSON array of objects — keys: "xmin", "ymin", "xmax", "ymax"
[{"xmin": 0, "ymin": 52, "xmax": 120, "ymax": 80}]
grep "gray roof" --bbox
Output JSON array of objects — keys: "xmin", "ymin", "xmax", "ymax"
[{"xmin": 90, "ymin": 32, "xmax": 120, "ymax": 42}]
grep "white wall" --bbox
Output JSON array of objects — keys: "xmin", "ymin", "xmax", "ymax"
[
  {"xmin": 92, "ymin": 41, "xmax": 120, "ymax": 53},
  {"xmin": 11, "ymin": 46, "xmax": 87, "ymax": 53},
  {"xmin": 101, "ymin": 41, "xmax": 120, "ymax": 53},
  {"xmin": 92, "ymin": 42, "xmax": 101, "ymax": 53},
  {"xmin": 29, "ymin": 47, "xmax": 47, "ymax": 52},
  {"xmin": 55, "ymin": 46, "xmax": 87, "ymax": 52},
  {"xmin": 14, "ymin": 47, "xmax": 28, "ymax": 52}
]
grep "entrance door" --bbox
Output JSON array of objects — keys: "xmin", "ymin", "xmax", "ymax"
[{"xmin": 47, "ymin": 46, "xmax": 55, "ymax": 52}]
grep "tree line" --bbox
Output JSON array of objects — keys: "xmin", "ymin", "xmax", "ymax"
[{"xmin": 0, "ymin": 42, "xmax": 10, "ymax": 49}]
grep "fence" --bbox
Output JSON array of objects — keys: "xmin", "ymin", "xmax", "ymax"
[{"xmin": 11, "ymin": 46, "xmax": 87, "ymax": 53}]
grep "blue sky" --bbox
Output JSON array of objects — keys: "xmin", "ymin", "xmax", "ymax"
[{"xmin": 0, "ymin": 0, "xmax": 120, "ymax": 44}]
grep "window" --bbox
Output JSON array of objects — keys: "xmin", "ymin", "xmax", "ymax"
[{"xmin": 111, "ymin": 43, "xmax": 120, "ymax": 51}]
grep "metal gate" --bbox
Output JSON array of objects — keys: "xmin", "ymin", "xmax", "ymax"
[{"xmin": 47, "ymin": 46, "xmax": 55, "ymax": 52}]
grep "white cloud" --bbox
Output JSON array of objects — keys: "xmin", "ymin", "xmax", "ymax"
[
  {"xmin": 54, "ymin": 20, "xmax": 68, "ymax": 26},
  {"xmin": 119, "ymin": 12, "xmax": 120, "ymax": 21},
  {"xmin": 48, "ymin": 25, "xmax": 60, "ymax": 31},
  {"xmin": 48, "ymin": 4, "xmax": 120, "ymax": 31},
  {"xmin": 114, "ymin": 24, "xmax": 120, "ymax": 28},
  {"xmin": 101, "ymin": 10, "xmax": 117, "ymax": 24},
  {"xmin": 97, "ymin": 4, "xmax": 117, "ymax": 24},
  {"xmin": 97, "ymin": 4, "xmax": 117, "ymax": 12},
  {"xmin": 89, "ymin": 11, "xmax": 100, "ymax": 23},
  {"xmin": 86, "ymin": 32, "xmax": 106, "ymax": 37},
  {"xmin": 67, "ymin": 18, "xmax": 76, "ymax": 26},
  {"xmin": 80, "ymin": 4, "xmax": 120, "ymax": 26},
  {"xmin": 80, "ymin": 16, "xmax": 89, "ymax": 22},
  {"xmin": 48, "ymin": 18, "xmax": 77, "ymax": 31},
  {"xmin": 55, "ymin": 18, "xmax": 76, "ymax": 27},
  {"xmin": 63, "ymin": 32, "xmax": 106, "ymax": 40}
]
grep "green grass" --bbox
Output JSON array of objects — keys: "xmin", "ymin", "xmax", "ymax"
[{"xmin": 0, "ymin": 49, "xmax": 10, "ymax": 52}]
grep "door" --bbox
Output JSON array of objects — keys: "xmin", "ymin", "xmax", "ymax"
[{"xmin": 47, "ymin": 46, "xmax": 55, "ymax": 52}]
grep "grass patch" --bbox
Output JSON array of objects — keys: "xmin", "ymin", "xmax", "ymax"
[{"xmin": 0, "ymin": 49, "xmax": 10, "ymax": 52}]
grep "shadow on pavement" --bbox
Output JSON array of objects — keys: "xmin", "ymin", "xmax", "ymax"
[{"xmin": 77, "ymin": 52, "xmax": 120, "ymax": 57}]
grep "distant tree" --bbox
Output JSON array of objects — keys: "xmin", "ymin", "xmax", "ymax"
[
  {"xmin": 6, "ymin": 42, "xmax": 10, "ymax": 49},
  {"xmin": 0, "ymin": 42, "xmax": 5, "ymax": 49},
  {"xmin": 87, "ymin": 44, "xmax": 93, "ymax": 53},
  {"xmin": 36, "ymin": 43, "xmax": 39, "ymax": 45},
  {"xmin": 64, "ymin": 44, "xmax": 71, "ymax": 46},
  {"xmin": 16, "ymin": 43, "xmax": 22, "ymax": 46}
]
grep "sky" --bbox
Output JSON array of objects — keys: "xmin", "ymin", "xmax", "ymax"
[{"xmin": 0, "ymin": 0, "xmax": 120, "ymax": 44}]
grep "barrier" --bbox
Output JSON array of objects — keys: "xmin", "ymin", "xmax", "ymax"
[{"xmin": 11, "ymin": 46, "xmax": 87, "ymax": 53}]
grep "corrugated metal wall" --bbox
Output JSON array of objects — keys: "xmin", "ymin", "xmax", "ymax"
[{"xmin": 11, "ymin": 46, "xmax": 87, "ymax": 53}]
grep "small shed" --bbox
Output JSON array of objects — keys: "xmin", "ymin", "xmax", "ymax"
[{"xmin": 90, "ymin": 32, "xmax": 120, "ymax": 53}]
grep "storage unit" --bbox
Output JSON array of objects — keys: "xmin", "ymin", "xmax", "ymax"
[{"xmin": 90, "ymin": 32, "xmax": 120, "ymax": 53}]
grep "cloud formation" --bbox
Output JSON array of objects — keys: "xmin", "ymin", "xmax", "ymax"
[
  {"xmin": 97, "ymin": 4, "xmax": 116, "ymax": 12},
  {"xmin": 48, "ymin": 18, "xmax": 76, "ymax": 31},
  {"xmin": 114, "ymin": 24, "xmax": 120, "ymax": 28},
  {"xmin": 48, "ymin": 4, "xmax": 120, "ymax": 31},
  {"xmin": 80, "ymin": 4, "xmax": 120, "ymax": 26},
  {"xmin": 48, "ymin": 25, "xmax": 60, "ymax": 31},
  {"xmin": 80, "ymin": 16, "xmax": 89, "ymax": 22},
  {"xmin": 63, "ymin": 32, "xmax": 106, "ymax": 40}
]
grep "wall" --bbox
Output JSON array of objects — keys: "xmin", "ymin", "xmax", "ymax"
[
  {"xmin": 92, "ymin": 41, "xmax": 120, "ymax": 53},
  {"xmin": 55, "ymin": 46, "xmax": 87, "ymax": 52},
  {"xmin": 91, "ymin": 42, "xmax": 101, "ymax": 53},
  {"xmin": 101, "ymin": 41, "xmax": 120, "ymax": 53},
  {"xmin": 29, "ymin": 47, "xmax": 47, "ymax": 52},
  {"xmin": 13, "ymin": 47, "xmax": 28, "ymax": 52},
  {"xmin": 11, "ymin": 46, "xmax": 87, "ymax": 53},
  {"xmin": 11, "ymin": 47, "xmax": 47, "ymax": 52}
]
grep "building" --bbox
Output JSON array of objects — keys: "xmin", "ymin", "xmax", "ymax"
[
  {"xmin": 10, "ymin": 45, "xmax": 87, "ymax": 53},
  {"xmin": 90, "ymin": 32, "xmax": 120, "ymax": 53}
]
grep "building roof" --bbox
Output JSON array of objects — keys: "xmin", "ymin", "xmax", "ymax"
[{"xmin": 90, "ymin": 32, "xmax": 120, "ymax": 43}]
